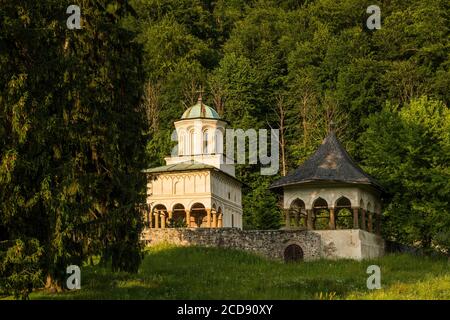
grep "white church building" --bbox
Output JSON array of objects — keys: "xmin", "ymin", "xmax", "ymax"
[{"xmin": 143, "ymin": 96, "xmax": 243, "ymax": 229}]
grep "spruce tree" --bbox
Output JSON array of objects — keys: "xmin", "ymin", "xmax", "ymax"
[{"xmin": 1, "ymin": 0, "xmax": 147, "ymax": 296}]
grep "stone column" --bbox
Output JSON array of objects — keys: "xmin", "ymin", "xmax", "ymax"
[
  {"xmin": 312, "ymin": 210, "xmax": 317, "ymax": 229},
  {"xmin": 185, "ymin": 210, "xmax": 190, "ymax": 228},
  {"xmin": 329, "ymin": 207, "xmax": 336, "ymax": 230},
  {"xmin": 206, "ymin": 209, "xmax": 212, "ymax": 228},
  {"xmin": 368, "ymin": 211, "xmax": 373, "ymax": 233},
  {"xmin": 352, "ymin": 207, "xmax": 359, "ymax": 229},
  {"xmin": 161, "ymin": 212, "xmax": 166, "ymax": 229},
  {"xmin": 149, "ymin": 210, "xmax": 153, "ymax": 228},
  {"xmin": 361, "ymin": 209, "xmax": 366, "ymax": 230},
  {"xmin": 155, "ymin": 211, "xmax": 159, "ymax": 229},
  {"xmin": 218, "ymin": 213, "xmax": 223, "ymax": 227},
  {"xmin": 306, "ymin": 209, "xmax": 314, "ymax": 230},
  {"xmin": 376, "ymin": 210, "xmax": 381, "ymax": 236},
  {"xmin": 212, "ymin": 211, "xmax": 217, "ymax": 228},
  {"xmin": 285, "ymin": 209, "xmax": 290, "ymax": 229}
]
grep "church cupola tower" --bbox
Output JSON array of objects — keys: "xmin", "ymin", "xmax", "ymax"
[
  {"xmin": 165, "ymin": 95, "xmax": 235, "ymax": 177},
  {"xmin": 144, "ymin": 94, "xmax": 243, "ymax": 229}
]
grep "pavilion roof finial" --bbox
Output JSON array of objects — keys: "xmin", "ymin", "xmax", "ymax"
[
  {"xmin": 181, "ymin": 85, "xmax": 221, "ymax": 120},
  {"xmin": 196, "ymin": 85, "xmax": 204, "ymax": 104}
]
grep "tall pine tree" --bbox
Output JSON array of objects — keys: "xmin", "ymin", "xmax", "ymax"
[{"xmin": 0, "ymin": 0, "xmax": 147, "ymax": 296}]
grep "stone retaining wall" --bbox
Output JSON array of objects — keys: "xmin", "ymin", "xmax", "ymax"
[{"xmin": 141, "ymin": 228, "xmax": 384, "ymax": 261}]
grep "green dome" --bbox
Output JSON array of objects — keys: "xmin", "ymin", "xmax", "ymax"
[{"xmin": 181, "ymin": 99, "xmax": 221, "ymax": 120}]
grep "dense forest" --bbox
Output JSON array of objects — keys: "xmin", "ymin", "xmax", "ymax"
[{"xmin": 1, "ymin": 0, "xmax": 449, "ymax": 298}]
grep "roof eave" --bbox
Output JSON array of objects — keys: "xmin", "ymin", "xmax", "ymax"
[
  {"xmin": 174, "ymin": 117, "xmax": 229, "ymax": 124},
  {"xmin": 143, "ymin": 166, "xmax": 244, "ymax": 186},
  {"xmin": 270, "ymin": 179, "xmax": 385, "ymax": 193}
]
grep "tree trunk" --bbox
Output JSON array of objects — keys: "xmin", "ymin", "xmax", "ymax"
[
  {"xmin": 45, "ymin": 274, "xmax": 63, "ymax": 293},
  {"xmin": 276, "ymin": 95, "xmax": 287, "ymax": 176}
]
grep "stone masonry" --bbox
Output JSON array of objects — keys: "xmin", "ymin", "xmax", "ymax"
[
  {"xmin": 141, "ymin": 228, "xmax": 322, "ymax": 261},
  {"xmin": 141, "ymin": 228, "xmax": 385, "ymax": 261}
]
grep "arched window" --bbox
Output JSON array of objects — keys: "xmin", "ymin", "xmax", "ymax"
[
  {"xmin": 215, "ymin": 128, "xmax": 224, "ymax": 154},
  {"xmin": 178, "ymin": 132, "xmax": 185, "ymax": 155},
  {"xmin": 189, "ymin": 129, "xmax": 195, "ymax": 155},
  {"xmin": 203, "ymin": 130, "xmax": 209, "ymax": 154}
]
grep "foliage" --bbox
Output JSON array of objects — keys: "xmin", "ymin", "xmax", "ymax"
[
  {"xmin": 168, "ymin": 218, "xmax": 188, "ymax": 228},
  {"xmin": 0, "ymin": 239, "xmax": 43, "ymax": 299},
  {"xmin": 360, "ymin": 97, "xmax": 450, "ymax": 250},
  {"xmin": 434, "ymin": 231, "xmax": 450, "ymax": 256}
]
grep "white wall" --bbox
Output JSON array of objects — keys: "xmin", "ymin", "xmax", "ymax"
[{"xmin": 314, "ymin": 229, "xmax": 385, "ymax": 260}]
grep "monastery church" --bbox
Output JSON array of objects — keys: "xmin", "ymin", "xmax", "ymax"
[{"xmin": 143, "ymin": 95, "xmax": 243, "ymax": 230}]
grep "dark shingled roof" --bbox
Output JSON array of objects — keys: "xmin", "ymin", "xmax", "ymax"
[{"xmin": 270, "ymin": 131, "xmax": 384, "ymax": 191}]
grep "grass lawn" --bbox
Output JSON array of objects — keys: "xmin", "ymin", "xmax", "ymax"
[{"xmin": 30, "ymin": 244, "xmax": 449, "ymax": 300}]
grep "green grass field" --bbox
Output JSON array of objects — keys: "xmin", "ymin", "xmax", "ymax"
[{"xmin": 30, "ymin": 245, "xmax": 449, "ymax": 300}]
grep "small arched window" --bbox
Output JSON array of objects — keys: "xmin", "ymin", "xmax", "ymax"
[
  {"xmin": 189, "ymin": 129, "xmax": 195, "ymax": 155},
  {"xmin": 203, "ymin": 130, "xmax": 209, "ymax": 154},
  {"xmin": 179, "ymin": 132, "xmax": 185, "ymax": 155}
]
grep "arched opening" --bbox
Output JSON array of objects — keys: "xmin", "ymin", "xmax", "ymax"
[
  {"xmin": 359, "ymin": 199, "xmax": 365, "ymax": 230},
  {"xmin": 284, "ymin": 244, "xmax": 304, "ymax": 262},
  {"xmin": 367, "ymin": 202, "xmax": 373, "ymax": 233},
  {"xmin": 211, "ymin": 204, "xmax": 218, "ymax": 228},
  {"xmin": 335, "ymin": 197, "xmax": 352, "ymax": 229},
  {"xmin": 152, "ymin": 204, "xmax": 168, "ymax": 229},
  {"xmin": 217, "ymin": 207, "xmax": 223, "ymax": 227},
  {"xmin": 313, "ymin": 197, "xmax": 329, "ymax": 230},
  {"xmin": 215, "ymin": 128, "xmax": 224, "ymax": 155},
  {"xmin": 203, "ymin": 130, "xmax": 209, "ymax": 154},
  {"xmin": 289, "ymin": 199, "xmax": 306, "ymax": 228},
  {"xmin": 374, "ymin": 203, "xmax": 381, "ymax": 235},
  {"xmin": 190, "ymin": 203, "xmax": 207, "ymax": 228},
  {"xmin": 178, "ymin": 131, "xmax": 185, "ymax": 156},
  {"xmin": 171, "ymin": 203, "xmax": 186, "ymax": 227},
  {"xmin": 189, "ymin": 129, "xmax": 195, "ymax": 155}
]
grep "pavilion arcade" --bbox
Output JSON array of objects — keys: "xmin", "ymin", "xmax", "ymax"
[{"xmin": 270, "ymin": 130, "xmax": 383, "ymax": 235}]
